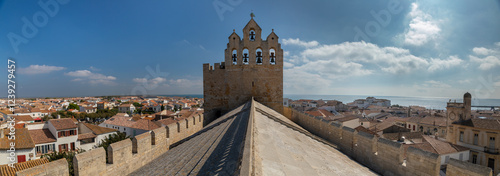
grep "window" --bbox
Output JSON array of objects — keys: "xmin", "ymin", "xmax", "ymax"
[
  {"xmin": 488, "ymin": 158, "xmax": 495, "ymax": 171},
  {"xmin": 256, "ymin": 48, "xmax": 263, "ymax": 64},
  {"xmin": 459, "ymin": 131, "xmax": 464, "ymax": 142},
  {"xmin": 490, "ymin": 137, "xmax": 496, "ymax": 149},
  {"xmin": 474, "ymin": 133, "xmax": 479, "ymax": 145},
  {"xmin": 472, "ymin": 154, "xmax": 478, "ymax": 164}
]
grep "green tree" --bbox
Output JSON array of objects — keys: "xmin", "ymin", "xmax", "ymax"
[
  {"xmin": 68, "ymin": 103, "xmax": 80, "ymax": 110},
  {"xmin": 133, "ymin": 102, "xmax": 143, "ymax": 107}
]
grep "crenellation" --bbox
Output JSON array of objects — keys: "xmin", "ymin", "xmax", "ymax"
[
  {"xmin": 107, "ymin": 139, "xmax": 132, "ymax": 164},
  {"xmin": 132, "ymin": 132, "xmax": 151, "ymax": 154}
]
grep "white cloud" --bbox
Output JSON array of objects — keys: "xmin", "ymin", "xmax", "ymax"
[
  {"xmin": 470, "ymin": 43, "xmax": 500, "ymax": 70},
  {"xmin": 428, "ymin": 56, "xmax": 463, "ymax": 72},
  {"xmin": 18, "ymin": 65, "xmax": 65, "ymax": 74},
  {"xmin": 458, "ymin": 79, "xmax": 471, "ymax": 84},
  {"xmin": 133, "ymin": 77, "xmax": 167, "ymax": 88},
  {"xmin": 65, "ymin": 70, "xmax": 116, "ymax": 85},
  {"xmin": 288, "ymin": 39, "xmax": 429, "ymax": 75},
  {"xmin": 282, "ymin": 38, "xmax": 319, "ymax": 48},
  {"xmin": 403, "ymin": 3, "xmax": 441, "ymax": 46},
  {"xmin": 423, "ymin": 80, "xmax": 451, "ymax": 88}
]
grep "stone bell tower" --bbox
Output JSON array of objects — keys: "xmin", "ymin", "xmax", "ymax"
[{"xmin": 203, "ymin": 15, "xmax": 284, "ymax": 117}]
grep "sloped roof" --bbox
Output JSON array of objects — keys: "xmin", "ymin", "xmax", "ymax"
[
  {"xmin": 82, "ymin": 123, "xmax": 117, "ymax": 135},
  {"xmin": 0, "ymin": 158, "xmax": 49, "ymax": 176},
  {"xmin": 0, "ymin": 128, "xmax": 35, "ymax": 149},
  {"xmin": 131, "ymin": 119, "xmax": 161, "ymax": 131},
  {"xmin": 29, "ymin": 129, "xmax": 56, "ymax": 144},
  {"xmin": 49, "ymin": 118, "xmax": 77, "ymax": 130},
  {"xmin": 454, "ymin": 118, "xmax": 500, "ymax": 131},
  {"xmin": 78, "ymin": 133, "xmax": 97, "ymax": 140}
]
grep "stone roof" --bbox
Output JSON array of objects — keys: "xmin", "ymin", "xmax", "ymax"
[
  {"xmin": 49, "ymin": 118, "xmax": 77, "ymax": 130},
  {"xmin": 0, "ymin": 128, "xmax": 35, "ymax": 149},
  {"xmin": 28, "ymin": 129, "xmax": 56, "ymax": 144},
  {"xmin": 82, "ymin": 123, "xmax": 117, "ymax": 135}
]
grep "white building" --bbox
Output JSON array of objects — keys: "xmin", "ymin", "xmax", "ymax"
[{"xmin": 118, "ymin": 104, "xmax": 136, "ymax": 113}]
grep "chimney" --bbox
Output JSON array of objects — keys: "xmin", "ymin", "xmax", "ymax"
[
  {"xmin": 1, "ymin": 129, "xmax": 4, "ymax": 138},
  {"xmin": 57, "ymin": 114, "xmax": 61, "ymax": 119}
]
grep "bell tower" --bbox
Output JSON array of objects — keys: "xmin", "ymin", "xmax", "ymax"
[{"xmin": 204, "ymin": 15, "xmax": 284, "ymax": 118}]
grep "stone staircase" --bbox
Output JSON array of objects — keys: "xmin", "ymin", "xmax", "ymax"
[
  {"xmin": 255, "ymin": 108, "xmax": 338, "ymax": 149},
  {"xmin": 129, "ymin": 103, "xmax": 251, "ymax": 176}
]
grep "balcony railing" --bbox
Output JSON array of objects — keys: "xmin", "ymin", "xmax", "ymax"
[{"xmin": 484, "ymin": 147, "xmax": 499, "ymax": 154}]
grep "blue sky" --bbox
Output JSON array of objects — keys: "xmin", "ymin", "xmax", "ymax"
[{"xmin": 1, "ymin": 0, "xmax": 500, "ymax": 99}]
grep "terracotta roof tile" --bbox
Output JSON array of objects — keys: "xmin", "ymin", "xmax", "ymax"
[
  {"xmin": 131, "ymin": 119, "xmax": 161, "ymax": 131},
  {"xmin": 0, "ymin": 128, "xmax": 35, "ymax": 149},
  {"xmin": 49, "ymin": 118, "xmax": 77, "ymax": 130},
  {"xmin": 78, "ymin": 132, "xmax": 97, "ymax": 140},
  {"xmin": 28, "ymin": 129, "xmax": 56, "ymax": 144},
  {"xmin": 82, "ymin": 123, "xmax": 117, "ymax": 135},
  {"xmin": 0, "ymin": 158, "xmax": 49, "ymax": 176}
]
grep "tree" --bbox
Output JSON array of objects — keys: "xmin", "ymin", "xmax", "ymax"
[
  {"xmin": 68, "ymin": 103, "xmax": 79, "ymax": 110},
  {"xmin": 161, "ymin": 105, "xmax": 165, "ymax": 111},
  {"xmin": 133, "ymin": 102, "xmax": 143, "ymax": 108}
]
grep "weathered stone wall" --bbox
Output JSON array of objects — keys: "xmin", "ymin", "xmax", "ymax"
[
  {"xmin": 17, "ymin": 113, "xmax": 207, "ymax": 176},
  {"xmin": 284, "ymin": 108, "xmax": 492, "ymax": 176},
  {"xmin": 447, "ymin": 158, "xmax": 492, "ymax": 176},
  {"xmin": 203, "ymin": 18, "xmax": 284, "ymax": 117}
]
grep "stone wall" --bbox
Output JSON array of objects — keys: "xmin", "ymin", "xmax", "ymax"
[
  {"xmin": 20, "ymin": 114, "xmax": 205, "ymax": 176},
  {"xmin": 284, "ymin": 107, "xmax": 492, "ymax": 176},
  {"xmin": 16, "ymin": 158, "xmax": 68, "ymax": 176}
]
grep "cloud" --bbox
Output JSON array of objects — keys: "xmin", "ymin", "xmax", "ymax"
[
  {"xmin": 403, "ymin": 3, "xmax": 441, "ymax": 46},
  {"xmin": 18, "ymin": 65, "xmax": 65, "ymax": 74},
  {"xmin": 428, "ymin": 56, "xmax": 463, "ymax": 72},
  {"xmin": 286, "ymin": 39, "xmax": 429, "ymax": 75},
  {"xmin": 282, "ymin": 38, "xmax": 319, "ymax": 48},
  {"xmin": 469, "ymin": 43, "xmax": 500, "ymax": 70},
  {"xmin": 65, "ymin": 70, "xmax": 116, "ymax": 85},
  {"xmin": 458, "ymin": 79, "xmax": 471, "ymax": 84},
  {"xmin": 133, "ymin": 77, "xmax": 167, "ymax": 88},
  {"xmin": 424, "ymin": 80, "xmax": 451, "ymax": 88}
]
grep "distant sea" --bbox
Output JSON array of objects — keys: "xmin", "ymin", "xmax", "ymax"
[
  {"xmin": 284, "ymin": 94, "xmax": 500, "ymax": 110},
  {"xmin": 158, "ymin": 94, "xmax": 500, "ymax": 110}
]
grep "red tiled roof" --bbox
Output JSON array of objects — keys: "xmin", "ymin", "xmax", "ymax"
[
  {"xmin": 0, "ymin": 158, "xmax": 49, "ymax": 176},
  {"xmin": 49, "ymin": 118, "xmax": 77, "ymax": 130},
  {"xmin": 29, "ymin": 129, "xmax": 56, "ymax": 144},
  {"xmin": 78, "ymin": 133, "xmax": 97, "ymax": 140},
  {"xmin": 131, "ymin": 119, "xmax": 161, "ymax": 131},
  {"xmin": 82, "ymin": 123, "xmax": 117, "ymax": 135},
  {"xmin": 0, "ymin": 128, "xmax": 35, "ymax": 149}
]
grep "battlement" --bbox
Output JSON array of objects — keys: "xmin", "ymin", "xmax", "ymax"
[
  {"xmin": 18, "ymin": 114, "xmax": 205, "ymax": 176},
  {"xmin": 203, "ymin": 62, "xmax": 226, "ymax": 71},
  {"xmin": 283, "ymin": 107, "xmax": 493, "ymax": 176}
]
